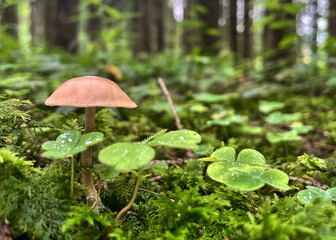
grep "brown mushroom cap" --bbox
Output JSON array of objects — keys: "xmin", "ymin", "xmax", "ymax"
[{"xmin": 45, "ymin": 76, "xmax": 137, "ymax": 108}]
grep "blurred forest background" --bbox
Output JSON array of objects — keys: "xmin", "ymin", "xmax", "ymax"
[{"xmin": 1, "ymin": 0, "xmax": 336, "ymax": 74}]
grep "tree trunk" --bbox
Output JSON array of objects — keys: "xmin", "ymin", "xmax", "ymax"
[
  {"xmin": 131, "ymin": 0, "xmax": 166, "ymax": 54},
  {"xmin": 1, "ymin": 3, "xmax": 18, "ymax": 38},
  {"xmin": 165, "ymin": 1, "xmax": 177, "ymax": 50},
  {"xmin": 44, "ymin": 0, "xmax": 78, "ymax": 52},
  {"xmin": 143, "ymin": 0, "xmax": 152, "ymax": 53},
  {"xmin": 229, "ymin": 0, "xmax": 238, "ymax": 57},
  {"xmin": 30, "ymin": 0, "xmax": 45, "ymax": 45},
  {"xmin": 243, "ymin": 0, "xmax": 251, "ymax": 58},
  {"xmin": 311, "ymin": 0, "xmax": 318, "ymax": 54},
  {"xmin": 132, "ymin": 0, "xmax": 150, "ymax": 54},
  {"xmin": 156, "ymin": 0, "xmax": 165, "ymax": 52},
  {"xmin": 200, "ymin": 0, "xmax": 220, "ymax": 55},
  {"xmin": 87, "ymin": 3, "xmax": 101, "ymax": 42},
  {"xmin": 329, "ymin": 0, "xmax": 336, "ymax": 56},
  {"xmin": 263, "ymin": 0, "xmax": 295, "ymax": 74},
  {"xmin": 330, "ymin": 0, "xmax": 336, "ymax": 38},
  {"xmin": 182, "ymin": 0, "xmax": 201, "ymax": 53},
  {"xmin": 131, "ymin": 0, "xmax": 141, "ymax": 54}
]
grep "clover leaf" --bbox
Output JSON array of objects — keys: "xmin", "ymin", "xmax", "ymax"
[
  {"xmin": 297, "ymin": 186, "xmax": 336, "ymax": 205},
  {"xmin": 207, "ymin": 147, "xmax": 289, "ymax": 192},
  {"xmin": 210, "ymin": 146, "xmax": 236, "ymax": 161},
  {"xmin": 266, "ymin": 111, "xmax": 301, "ymax": 124},
  {"xmin": 259, "ymin": 101, "xmax": 285, "ymax": 114},
  {"xmin": 42, "ymin": 130, "xmax": 104, "ymax": 159},
  {"xmin": 266, "ymin": 131, "xmax": 302, "ymax": 143},
  {"xmin": 148, "ymin": 129, "xmax": 201, "ymax": 150},
  {"xmin": 99, "ymin": 143, "xmax": 155, "ymax": 171},
  {"xmin": 207, "ymin": 115, "xmax": 248, "ymax": 126}
]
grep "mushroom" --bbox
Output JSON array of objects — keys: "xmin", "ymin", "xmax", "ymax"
[{"xmin": 45, "ymin": 76, "xmax": 137, "ymax": 206}]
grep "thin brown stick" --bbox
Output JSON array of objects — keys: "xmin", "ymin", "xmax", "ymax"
[
  {"xmin": 148, "ymin": 175, "xmax": 164, "ymax": 182},
  {"xmin": 157, "ymin": 77, "xmax": 194, "ymax": 158},
  {"xmin": 289, "ymin": 176, "xmax": 329, "ymax": 190},
  {"xmin": 138, "ymin": 187, "xmax": 160, "ymax": 195},
  {"xmin": 157, "ymin": 77, "xmax": 182, "ymax": 130},
  {"xmin": 247, "ymin": 192, "xmax": 256, "ymax": 215},
  {"xmin": 311, "ymin": 142, "xmax": 336, "ymax": 150},
  {"xmin": 150, "ymin": 158, "xmax": 189, "ymax": 165}
]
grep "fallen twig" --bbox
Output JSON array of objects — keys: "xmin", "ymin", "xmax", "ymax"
[
  {"xmin": 289, "ymin": 176, "xmax": 329, "ymax": 190},
  {"xmin": 148, "ymin": 175, "xmax": 164, "ymax": 182},
  {"xmin": 150, "ymin": 158, "xmax": 191, "ymax": 165},
  {"xmin": 157, "ymin": 77, "xmax": 194, "ymax": 158},
  {"xmin": 138, "ymin": 187, "xmax": 160, "ymax": 195},
  {"xmin": 158, "ymin": 77, "xmax": 182, "ymax": 130}
]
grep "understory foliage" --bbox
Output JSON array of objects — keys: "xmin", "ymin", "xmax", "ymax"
[
  {"xmin": 0, "ymin": 95, "xmax": 31, "ymax": 150},
  {"xmin": 0, "ymin": 148, "xmax": 72, "ymax": 240},
  {"xmin": 2, "ymin": 17, "xmax": 336, "ymax": 239}
]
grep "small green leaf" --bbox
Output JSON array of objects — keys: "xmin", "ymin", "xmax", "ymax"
[
  {"xmin": 327, "ymin": 188, "xmax": 336, "ymax": 198},
  {"xmin": 42, "ymin": 130, "xmax": 104, "ymax": 159},
  {"xmin": 266, "ymin": 111, "xmax": 301, "ymax": 124},
  {"xmin": 259, "ymin": 101, "xmax": 285, "ymax": 114},
  {"xmin": 237, "ymin": 149, "xmax": 266, "ymax": 165},
  {"xmin": 241, "ymin": 125, "xmax": 263, "ymax": 135},
  {"xmin": 93, "ymin": 164, "xmax": 119, "ymax": 182},
  {"xmin": 193, "ymin": 93, "xmax": 229, "ymax": 103},
  {"xmin": 266, "ymin": 131, "xmax": 302, "ymax": 143},
  {"xmin": 297, "ymin": 186, "xmax": 334, "ymax": 205},
  {"xmin": 99, "ymin": 143, "xmax": 155, "ymax": 171},
  {"xmin": 148, "ymin": 130, "xmax": 201, "ymax": 150},
  {"xmin": 290, "ymin": 123, "xmax": 314, "ymax": 134},
  {"xmin": 207, "ymin": 162, "xmax": 265, "ymax": 191},
  {"xmin": 207, "ymin": 115, "xmax": 248, "ymax": 126},
  {"xmin": 210, "ymin": 147, "xmax": 235, "ymax": 162},
  {"xmin": 143, "ymin": 161, "xmax": 169, "ymax": 171},
  {"xmin": 190, "ymin": 104, "xmax": 208, "ymax": 113},
  {"xmin": 260, "ymin": 169, "xmax": 290, "ymax": 191}
]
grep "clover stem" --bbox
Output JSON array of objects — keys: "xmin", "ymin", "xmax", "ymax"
[
  {"xmin": 104, "ymin": 167, "xmax": 143, "ymax": 240},
  {"xmin": 116, "ymin": 167, "xmax": 143, "ymax": 221},
  {"xmin": 247, "ymin": 192, "xmax": 256, "ymax": 215},
  {"xmin": 70, "ymin": 155, "xmax": 74, "ymax": 198}
]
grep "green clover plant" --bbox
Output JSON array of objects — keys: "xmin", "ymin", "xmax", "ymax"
[
  {"xmin": 202, "ymin": 147, "xmax": 289, "ymax": 213},
  {"xmin": 266, "ymin": 131, "xmax": 302, "ymax": 144},
  {"xmin": 297, "ymin": 186, "xmax": 336, "ymax": 205},
  {"xmin": 98, "ymin": 129, "xmax": 201, "ymax": 237},
  {"xmin": 99, "ymin": 129, "xmax": 201, "ymax": 171},
  {"xmin": 259, "ymin": 101, "xmax": 285, "ymax": 114},
  {"xmin": 207, "ymin": 115, "xmax": 248, "ymax": 127},
  {"xmin": 42, "ymin": 130, "xmax": 104, "ymax": 198}
]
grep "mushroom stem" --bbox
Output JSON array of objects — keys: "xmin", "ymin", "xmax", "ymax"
[{"xmin": 82, "ymin": 107, "xmax": 98, "ymax": 205}]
